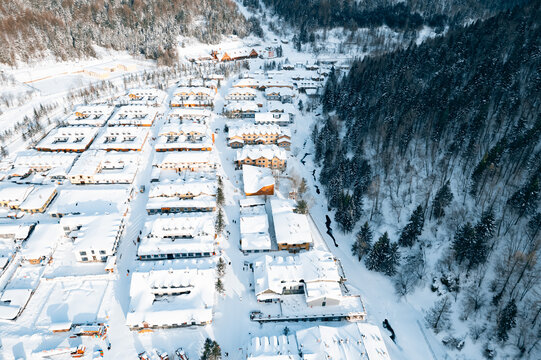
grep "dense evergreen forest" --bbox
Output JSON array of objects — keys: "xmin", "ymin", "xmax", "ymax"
[
  {"xmin": 0, "ymin": 0, "xmax": 251, "ymax": 66},
  {"xmin": 313, "ymin": 0, "xmax": 540, "ymax": 356},
  {"xmin": 256, "ymin": 0, "xmax": 530, "ymax": 31}
]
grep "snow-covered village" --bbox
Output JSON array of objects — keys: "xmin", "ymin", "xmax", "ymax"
[{"xmin": 0, "ymin": 1, "xmax": 540, "ymax": 360}]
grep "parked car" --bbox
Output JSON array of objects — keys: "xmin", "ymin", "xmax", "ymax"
[
  {"xmin": 154, "ymin": 349, "xmax": 169, "ymax": 360},
  {"xmin": 175, "ymin": 348, "xmax": 189, "ymax": 360},
  {"xmin": 138, "ymin": 352, "xmax": 150, "ymax": 360}
]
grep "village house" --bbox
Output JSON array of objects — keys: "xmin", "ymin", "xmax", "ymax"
[
  {"xmin": 68, "ymin": 150, "xmax": 139, "ymax": 185},
  {"xmin": 153, "ymin": 152, "xmax": 216, "ymax": 173},
  {"xmin": 0, "ymin": 184, "xmax": 34, "ymax": 209},
  {"xmin": 137, "ymin": 213, "xmax": 216, "ymax": 260},
  {"xmin": 264, "ymin": 87, "xmax": 294, "ymax": 103},
  {"xmin": 223, "ymin": 101, "xmax": 259, "ymax": 119},
  {"xmin": 108, "ymin": 105, "xmax": 158, "ymax": 127},
  {"xmin": 95, "ymin": 126, "xmax": 149, "ymax": 152},
  {"xmin": 126, "ymin": 263, "xmax": 216, "ymax": 329},
  {"xmin": 18, "ymin": 185, "xmax": 57, "ymax": 213},
  {"xmin": 211, "ymin": 48, "xmax": 258, "ymax": 61},
  {"xmin": 12, "ymin": 150, "xmax": 77, "ymax": 176},
  {"xmin": 67, "ymin": 105, "xmax": 114, "ymax": 126},
  {"xmin": 146, "ymin": 196, "xmax": 216, "ymax": 215},
  {"xmin": 228, "ymin": 123, "xmax": 291, "ymax": 149},
  {"xmin": 242, "ymin": 165, "xmax": 275, "ymax": 196},
  {"xmin": 123, "ymin": 88, "xmax": 167, "ymax": 106},
  {"xmin": 239, "ymin": 197, "xmax": 272, "ymax": 253},
  {"xmin": 168, "ymin": 108, "xmax": 211, "ymax": 124},
  {"xmin": 254, "ymin": 112, "xmax": 292, "ymax": 126},
  {"xmin": 20, "ymin": 223, "xmax": 62, "ymax": 265},
  {"xmin": 48, "ymin": 185, "xmax": 131, "ymax": 218},
  {"xmin": 170, "ymin": 87, "xmax": 215, "ymax": 108},
  {"xmin": 36, "ymin": 126, "xmax": 99, "ymax": 153},
  {"xmin": 247, "ymin": 324, "xmax": 391, "ymax": 360},
  {"xmin": 225, "ymin": 87, "xmax": 257, "ymax": 102},
  {"xmin": 156, "ymin": 122, "xmax": 213, "ymax": 152},
  {"xmin": 60, "ymin": 214, "xmax": 124, "ymax": 262},
  {"xmin": 246, "ymin": 334, "xmax": 299, "ymax": 360},
  {"xmin": 270, "ymin": 198, "xmax": 312, "ymax": 252},
  {"xmin": 253, "ymin": 250, "xmax": 342, "ymax": 303},
  {"xmin": 83, "ymin": 61, "xmax": 136, "ymax": 79},
  {"xmin": 235, "ymin": 145, "xmax": 287, "ymax": 170}
]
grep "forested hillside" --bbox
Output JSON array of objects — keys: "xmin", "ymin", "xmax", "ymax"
[
  {"xmin": 313, "ymin": 0, "xmax": 540, "ymax": 357},
  {"xmin": 0, "ymin": 0, "xmax": 251, "ymax": 66},
  {"xmin": 257, "ymin": 0, "xmax": 529, "ymax": 31}
]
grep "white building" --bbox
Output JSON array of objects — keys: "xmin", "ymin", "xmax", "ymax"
[
  {"xmin": 12, "ymin": 150, "xmax": 77, "ymax": 175},
  {"xmin": 254, "ymin": 113, "xmax": 292, "ymax": 126},
  {"xmin": 296, "ymin": 324, "xmax": 392, "ymax": 360},
  {"xmin": 108, "ymin": 105, "xmax": 158, "ymax": 126},
  {"xmin": 253, "ymin": 250, "xmax": 342, "ymax": 304},
  {"xmin": 61, "ymin": 214, "xmax": 124, "ymax": 262},
  {"xmin": 36, "ymin": 126, "xmax": 99, "ymax": 153},
  {"xmin": 67, "ymin": 105, "xmax": 115, "ymax": 126},
  {"xmin": 270, "ymin": 199, "xmax": 313, "ymax": 251},
  {"xmin": 153, "ymin": 152, "xmax": 215, "ymax": 172},
  {"xmin": 126, "ymin": 264, "xmax": 216, "ymax": 329},
  {"xmin": 240, "ymin": 199, "xmax": 272, "ymax": 253},
  {"xmin": 137, "ymin": 214, "xmax": 216, "ymax": 260},
  {"xmin": 68, "ymin": 150, "xmax": 139, "ymax": 184},
  {"xmin": 94, "ymin": 126, "xmax": 149, "ymax": 152}
]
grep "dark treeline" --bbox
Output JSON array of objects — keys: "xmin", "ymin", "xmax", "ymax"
[
  {"xmin": 259, "ymin": 0, "xmax": 529, "ymax": 32},
  {"xmin": 0, "ymin": 0, "xmax": 252, "ymax": 66},
  {"xmin": 314, "ymin": 0, "xmax": 540, "ymax": 356}
]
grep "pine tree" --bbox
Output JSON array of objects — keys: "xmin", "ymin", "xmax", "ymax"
[
  {"xmin": 215, "ymin": 209, "xmax": 225, "ymax": 234},
  {"xmin": 432, "ymin": 180, "xmax": 453, "ymax": 219},
  {"xmin": 216, "ymin": 257, "xmax": 226, "ymax": 278},
  {"xmin": 496, "ymin": 298, "xmax": 517, "ymax": 342},
  {"xmin": 215, "ymin": 278, "xmax": 225, "ymax": 294},
  {"xmin": 294, "ymin": 200, "xmax": 308, "ymax": 214},
  {"xmin": 201, "ymin": 338, "xmax": 222, "ymax": 360},
  {"xmin": 298, "ymin": 178, "xmax": 308, "ymax": 197},
  {"xmin": 352, "ymin": 222, "xmax": 373, "ymax": 261},
  {"xmin": 216, "ymin": 186, "xmax": 225, "ymax": 207},
  {"xmin": 398, "ymin": 204, "xmax": 425, "ymax": 247},
  {"xmin": 452, "ymin": 214, "xmax": 493, "ymax": 270},
  {"xmin": 365, "ymin": 232, "xmax": 400, "ymax": 276}
]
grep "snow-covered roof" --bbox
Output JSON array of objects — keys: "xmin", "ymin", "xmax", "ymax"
[
  {"xmin": 21, "ymin": 223, "xmax": 61, "ymax": 260},
  {"xmin": 160, "ymin": 122, "xmax": 207, "ymax": 136},
  {"xmin": 149, "ymin": 178, "xmax": 216, "ymax": 198},
  {"xmin": 94, "ymin": 126, "xmax": 149, "ymax": 151},
  {"xmin": 253, "ymin": 250, "xmax": 340, "ymax": 299},
  {"xmin": 226, "ymin": 87, "xmax": 257, "ymax": 98},
  {"xmin": 48, "ymin": 185, "xmax": 130, "ymax": 216},
  {"xmin": 146, "ymin": 196, "xmax": 216, "ymax": 212},
  {"xmin": 68, "ymin": 150, "xmax": 139, "ymax": 184},
  {"xmin": 0, "ymin": 184, "xmax": 34, "ymax": 206},
  {"xmin": 36, "ymin": 126, "xmax": 98, "ymax": 152},
  {"xmin": 173, "ymin": 86, "xmax": 215, "ymax": 98},
  {"xmin": 67, "ymin": 105, "xmax": 114, "ymax": 126},
  {"xmin": 154, "ymin": 151, "xmax": 214, "ymax": 167},
  {"xmin": 240, "ymin": 204, "xmax": 271, "ymax": 252},
  {"xmin": 13, "ymin": 150, "xmax": 77, "ymax": 172},
  {"xmin": 224, "ymin": 101, "xmax": 260, "ymax": 113},
  {"xmin": 168, "ymin": 108, "xmax": 211, "ymax": 120},
  {"xmin": 254, "ymin": 112, "xmax": 291, "ymax": 125},
  {"xmin": 236, "ymin": 145, "xmax": 287, "ymax": 162},
  {"xmin": 229, "ymin": 123, "xmax": 283, "ymax": 138},
  {"xmin": 295, "ymin": 323, "xmax": 391, "ymax": 360},
  {"xmin": 0, "ymin": 223, "xmax": 32, "ymax": 240},
  {"xmin": 18, "ymin": 185, "xmax": 56, "ymax": 211},
  {"xmin": 246, "ymin": 334, "xmax": 300, "ymax": 360},
  {"xmin": 108, "ymin": 105, "xmax": 158, "ymax": 126},
  {"xmin": 264, "ymin": 87, "xmax": 294, "ymax": 97},
  {"xmin": 126, "ymin": 265, "xmax": 216, "ymax": 328},
  {"xmin": 270, "ymin": 199, "xmax": 312, "ymax": 246},
  {"xmin": 60, "ymin": 213, "xmax": 122, "ymax": 253},
  {"xmin": 138, "ymin": 214, "xmax": 215, "ymax": 257},
  {"xmin": 243, "ymin": 165, "xmax": 275, "ymax": 195}
]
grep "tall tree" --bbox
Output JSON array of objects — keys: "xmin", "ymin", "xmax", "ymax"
[
  {"xmin": 398, "ymin": 204, "xmax": 425, "ymax": 247},
  {"xmin": 352, "ymin": 222, "xmax": 373, "ymax": 261},
  {"xmin": 496, "ymin": 298, "xmax": 517, "ymax": 342},
  {"xmin": 432, "ymin": 181, "xmax": 453, "ymax": 219},
  {"xmin": 366, "ymin": 232, "xmax": 400, "ymax": 276}
]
